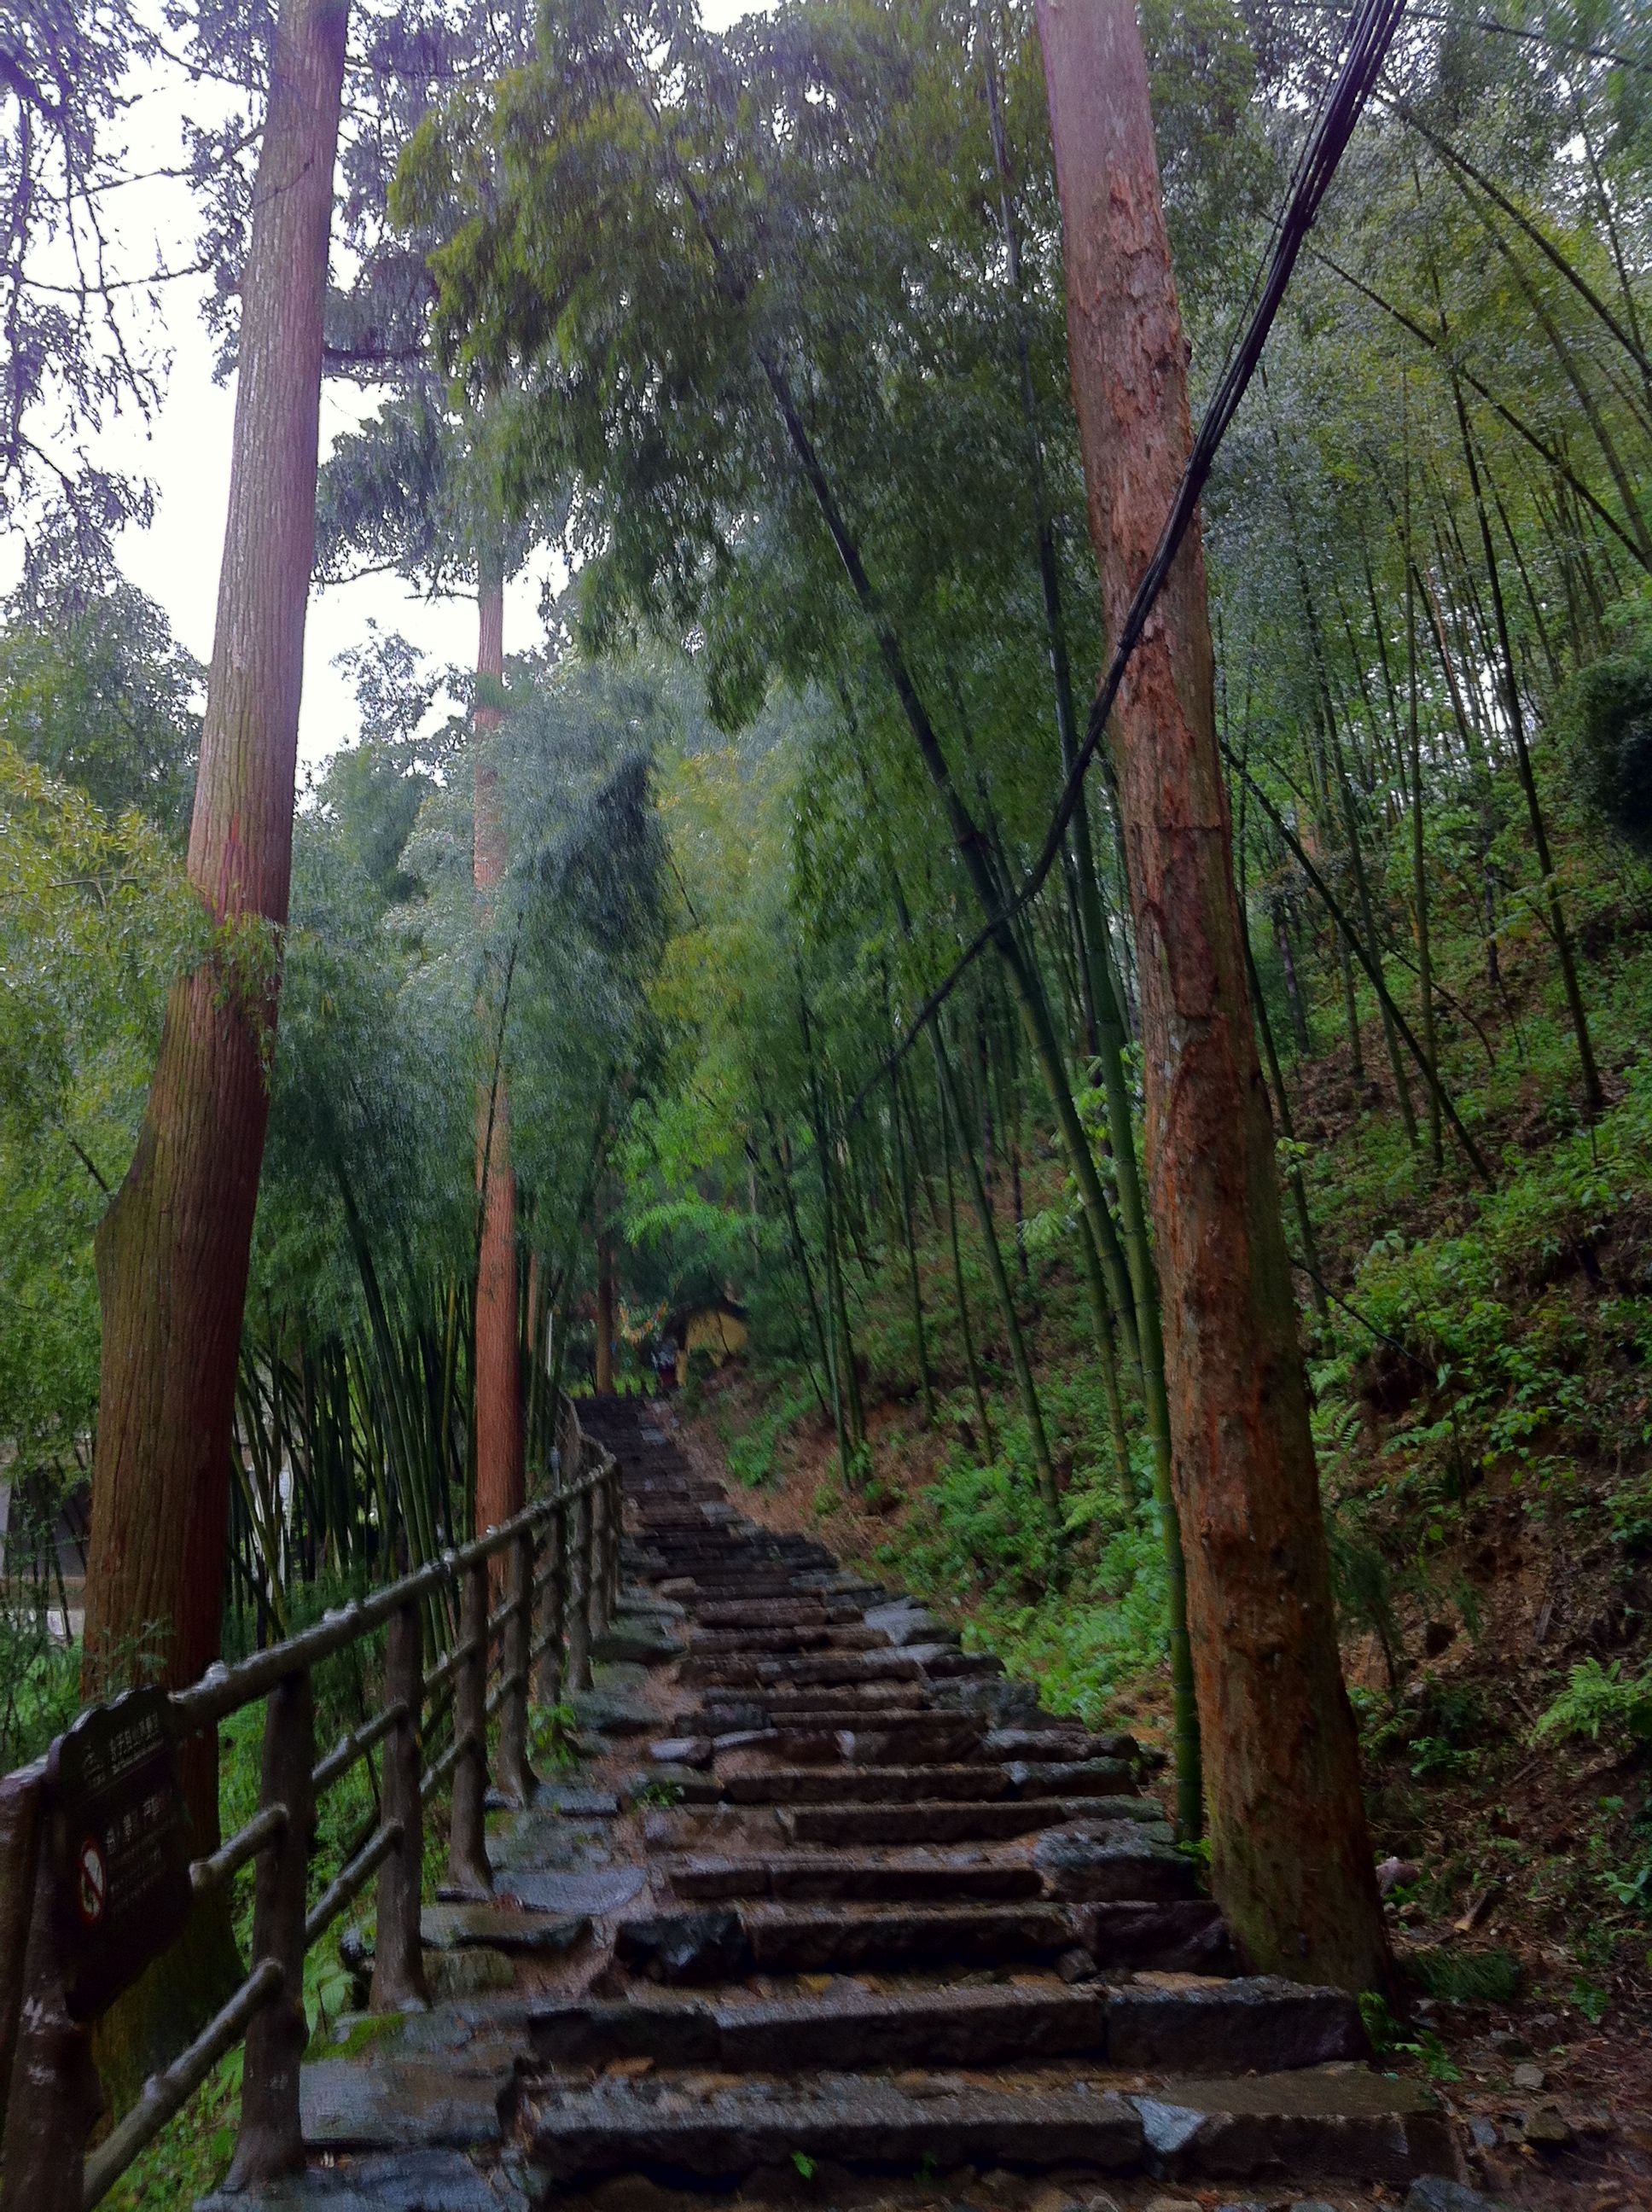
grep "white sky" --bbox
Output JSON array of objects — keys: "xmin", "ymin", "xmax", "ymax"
[{"xmin": 33, "ymin": 0, "xmax": 764, "ymax": 772}]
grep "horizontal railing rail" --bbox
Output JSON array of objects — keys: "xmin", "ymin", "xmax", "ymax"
[{"xmin": 0, "ymin": 1397, "xmax": 624, "ymax": 2212}]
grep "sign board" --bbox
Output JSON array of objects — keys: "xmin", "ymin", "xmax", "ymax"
[{"xmin": 47, "ymin": 1686, "xmax": 194, "ymax": 2019}]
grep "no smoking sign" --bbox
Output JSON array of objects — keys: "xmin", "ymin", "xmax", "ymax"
[{"xmin": 75, "ymin": 1837, "xmax": 107, "ymax": 1927}]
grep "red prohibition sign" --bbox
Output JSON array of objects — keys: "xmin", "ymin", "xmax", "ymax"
[{"xmin": 76, "ymin": 1837, "xmax": 107, "ymax": 1928}]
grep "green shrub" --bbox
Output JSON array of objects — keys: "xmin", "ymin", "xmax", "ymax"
[
  {"xmin": 1532, "ymin": 1658, "xmax": 1652, "ymax": 1747},
  {"xmin": 1562, "ymin": 646, "xmax": 1652, "ymax": 853}
]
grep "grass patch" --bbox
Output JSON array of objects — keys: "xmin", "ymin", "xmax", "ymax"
[{"xmin": 1405, "ymin": 1946, "xmax": 1524, "ymax": 2003}]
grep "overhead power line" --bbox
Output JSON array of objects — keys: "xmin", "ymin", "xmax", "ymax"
[{"xmin": 848, "ymin": 0, "xmax": 1410, "ymax": 1124}]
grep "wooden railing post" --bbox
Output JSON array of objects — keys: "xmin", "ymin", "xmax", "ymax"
[
  {"xmin": 0, "ymin": 1761, "xmax": 44, "ymax": 2166},
  {"xmin": 372, "ymin": 1601, "xmax": 428, "ymax": 2013},
  {"xmin": 225, "ymin": 1666, "xmax": 313, "ymax": 2188},
  {"xmin": 566, "ymin": 1489, "xmax": 594, "ymax": 1695},
  {"xmin": 607, "ymin": 1457, "xmax": 624, "ymax": 1617},
  {"xmin": 536, "ymin": 1501, "xmax": 566, "ymax": 1708},
  {"xmin": 589, "ymin": 1472, "xmax": 612, "ymax": 1645},
  {"xmin": 0, "ymin": 1817, "xmax": 102, "ymax": 2212},
  {"xmin": 448, "ymin": 1558, "xmax": 493, "ymax": 1896},
  {"xmin": 497, "ymin": 1526, "xmax": 536, "ymax": 1807}
]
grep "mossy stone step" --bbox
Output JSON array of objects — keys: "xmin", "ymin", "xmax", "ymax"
[{"xmin": 420, "ymin": 1903, "xmax": 590, "ymax": 1954}]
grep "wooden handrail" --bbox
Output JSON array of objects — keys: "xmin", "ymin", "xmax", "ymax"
[{"xmin": 0, "ymin": 1397, "xmax": 625, "ymax": 2212}]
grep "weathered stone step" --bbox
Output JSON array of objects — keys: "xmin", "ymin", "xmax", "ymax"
[
  {"xmin": 685, "ymin": 1622, "xmax": 895, "ymax": 1654},
  {"xmin": 529, "ymin": 1977, "xmax": 1107, "ymax": 2070},
  {"xmin": 694, "ymin": 1681, "xmax": 926, "ymax": 1719},
  {"xmin": 1032, "ymin": 1827, "xmax": 1199, "ymax": 1902},
  {"xmin": 526, "ymin": 2068, "xmax": 1142, "ymax": 2184},
  {"xmin": 682, "ymin": 1645, "xmax": 991, "ymax": 1691},
  {"xmin": 1075, "ymin": 1898, "xmax": 1241, "ymax": 1975},
  {"xmin": 610, "ymin": 1899, "xmax": 1076, "ymax": 1979},
  {"xmin": 299, "ymin": 2003, "xmax": 531, "ymax": 2154},
  {"xmin": 722, "ymin": 1763, "xmax": 1010, "ymax": 1805},
  {"xmin": 526, "ymin": 1972, "xmax": 1366, "ymax": 2078},
  {"xmin": 777, "ymin": 1796, "xmax": 1153, "ymax": 1848},
  {"xmin": 690, "ymin": 1598, "xmax": 859, "ymax": 1627},
  {"xmin": 655, "ymin": 1575, "xmax": 829, "ymax": 1600},
  {"xmin": 742, "ymin": 1898, "xmax": 1076, "ymax": 1971},
  {"xmin": 523, "ymin": 2064, "xmax": 1452, "ymax": 2187},
  {"xmin": 721, "ymin": 1757, "xmax": 1137, "ymax": 1804},
  {"xmin": 701, "ymin": 1703, "xmax": 942, "ymax": 1737},
  {"xmin": 660, "ymin": 1849, "xmax": 1044, "ymax": 1902},
  {"xmin": 710, "ymin": 1718, "xmax": 987, "ymax": 1769},
  {"xmin": 680, "ymin": 1641, "xmax": 918, "ymax": 1686}
]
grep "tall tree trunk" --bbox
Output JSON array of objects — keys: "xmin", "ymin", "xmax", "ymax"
[
  {"xmin": 1404, "ymin": 415, "xmax": 1444, "ymax": 1173},
  {"xmin": 1451, "ymin": 385, "xmax": 1603, "ymax": 1117},
  {"xmin": 1273, "ymin": 903, "xmax": 1312, "ymax": 1056},
  {"xmin": 85, "ymin": 0, "xmax": 346, "ymax": 1819},
  {"xmin": 979, "ymin": 6, "xmax": 1198, "ymax": 1808},
  {"xmin": 595, "ymin": 1227, "xmax": 615, "ymax": 1394},
  {"xmin": 942, "ymin": 1114, "xmax": 994, "ymax": 1460},
  {"xmin": 934, "ymin": 1023, "xmax": 1060, "ymax": 1521},
  {"xmin": 79, "ymin": 0, "xmax": 349, "ymax": 2100},
  {"xmin": 474, "ymin": 545, "xmax": 526, "ymax": 1541},
  {"xmin": 1037, "ymin": 0, "xmax": 1390, "ymax": 1994}
]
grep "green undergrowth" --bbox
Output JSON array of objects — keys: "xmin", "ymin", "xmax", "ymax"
[{"xmin": 716, "ymin": 1324, "xmax": 1177, "ymax": 1727}]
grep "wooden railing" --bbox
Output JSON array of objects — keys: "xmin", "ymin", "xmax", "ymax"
[{"xmin": 0, "ymin": 1399, "xmax": 623, "ymax": 2212}]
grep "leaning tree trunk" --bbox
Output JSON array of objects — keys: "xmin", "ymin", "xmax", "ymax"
[
  {"xmin": 1035, "ymin": 0, "xmax": 1391, "ymax": 1995},
  {"xmin": 80, "ymin": 0, "xmax": 350, "ymax": 2097},
  {"xmin": 474, "ymin": 544, "xmax": 526, "ymax": 1546}
]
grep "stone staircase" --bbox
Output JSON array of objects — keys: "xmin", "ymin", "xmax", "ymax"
[{"xmin": 212, "ymin": 1394, "xmax": 1463, "ymax": 2209}]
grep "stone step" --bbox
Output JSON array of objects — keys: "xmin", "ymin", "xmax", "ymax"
[
  {"xmin": 1032, "ymin": 1827, "xmax": 1200, "ymax": 1902},
  {"xmin": 683, "ymin": 1647, "xmax": 962, "ymax": 1690},
  {"xmin": 685, "ymin": 1622, "xmax": 893, "ymax": 1655},
  {"xmin": 741, "ymin": 1899, "xmax": 1077, "ymax": 1971},
  {"xmin": 710, "ymin": 1718, "xmax": 987, "ymax": 1770},
  {"xmin": 722, "ymin": 1763, "xmax": 1011, "ymax": 1805},
  {"xmin": 526, "ymin": 2068, "xmax": 1141, "ymax": 2184},
  {"xmin": 529, "ymin": 1977, "xmax": 1107, "ymax": 2071},
  {"xmin": 694, "ymin": 1681, "xmax": 926, "ymax": 1720},
  {"xmin": 660, "ymin": 1849, "xmax": 1045, "ymax": 1902},
  {"xmin": 1074, "ymin": 1899, "xmax": 1241, "ymax": 1975},
  {"xmin": 703, "ymin": 1703, "xmax": 942, "ymax": 1736},
  {"xmin": 778, "ymin": 1796, "xmax": 1155, "ymax": 1848},
  {"xmin": 611, "ymin": 1900, "xmax": 1076, "ymax": 1980},
  {"xmin": 526, "ymin": 1971, "xmax": 1367, "ymax": 2078},
  {"xmin": 523, "ymin": 2064, "xmax": 1452, "ymax": 2187},
  {"xmin": 299, "ymin": 2004, "xmax": 530, "ymax": 2155},
  {"xmin": 690, "ymin": 1598, "xmax": 858, "ymax": 1627}
]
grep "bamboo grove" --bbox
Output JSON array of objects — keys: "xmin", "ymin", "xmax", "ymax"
[{"xmin": 2, "ymin": 0, "xmax": 1651, "ymax": 1979}]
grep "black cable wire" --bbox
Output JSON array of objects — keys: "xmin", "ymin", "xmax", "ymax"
[{"xmin": 846, "ymin": 0, "xmax": 1410, "ymax": 1126}]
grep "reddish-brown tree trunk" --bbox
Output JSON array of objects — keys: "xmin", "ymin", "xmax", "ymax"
[
  {"xmin": 474, "ymin": 550, "xmax": 525, "ymax": 1544},
  {"xmin": 1036, "ymin": 0, "xmax": 1390, "ymax": 1994},
  {"xmin": 595, "ymin": 1231, "xmax": 615, "ymax": 1394},
  {"xmin": 84, "ymin": 0, "xmax": 350, "ymax": 1837}
]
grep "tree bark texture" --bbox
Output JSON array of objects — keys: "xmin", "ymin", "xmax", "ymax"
[
  {"xmin": 83, "ymin": 0, "xmax": 349, "ymax": 1839},
  {"xmin": 474, "ymin": 552, "xmax": 526, "ymax": 1545},
  {"xmin": 1036, "ymin": 0, "xmax": 1390, "ymax": 1994},
  {"xmin": 595, "ymin": 1230, "xmax": 615, "ymax": 1394}
]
